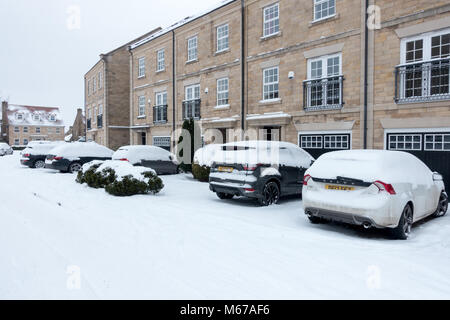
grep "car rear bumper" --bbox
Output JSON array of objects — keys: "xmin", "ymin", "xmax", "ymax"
[
  {"xmin": 20, "ymin": 159, "xmax": 32, "ymax": 167},
  {"xmin": 304, "ymin": 207, "xmax": 385, "ymax": 228},
  {"xmin": 44, "ymin": 161, "xmax": 68, "ymax": 171},
  {"xmin": 209, "ymin": 181, "xmax": 260, "ymax": 199}
]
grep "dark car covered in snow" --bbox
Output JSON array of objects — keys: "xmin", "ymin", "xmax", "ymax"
[
  {"xmin": 209, "ymin": 141, "xmax": 314, "ymax": 206},
  {"xmin": 20, "ymin": 141, "xmax": 65, "ymax": 168},
  {"xmin": 45, "ymin": 142, "xmax": 113, "ymax": 173}
]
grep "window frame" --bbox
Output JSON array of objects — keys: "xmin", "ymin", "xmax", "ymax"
[
  {"xmin": 138, "ymin": 96, "xmax": 146, "ymax": 118},
  {"xmin": 313, "ymin": 0, "xmax": 336, "ymax": 22},
  {"xmin": 187, "ymin": 36, "xmax": 198, "ymax": 62},
  {"xmin": 23, "ymin": 126, "xmax": 28, "ymax": 133},
  {"xmin": 185, "ymin": 84, "xmax": 201, "ymax": 101},
  {"xmin": 14, "ymin": 126, "xmax": 20, "ymax": 133},
  {"xmin": 35, "ymin": 127, "xmax": 41, "ymax": 134},
  {"xmin": 263, "ymin": 3, "xmax": 280, "ymax": 38},
  {"xmin": 216, "ymin": 24, "xmax": 229, "ymax": 53},
  {"xmin": 424, "ymin": 133, "xmax": 450, "ymax": 152},
  {"xmin": 262, "ymin": 66, "xmax": 280, "ymax": 101},
  {"xmin": 138, "ymin": 57, "xmax": 146, "ymax": 78},
  {"xmin": 153, "ymin": 136, "xmax": 171, "ymax": 149},
  {"xmin": 157, "ymin": 49, "xmax": 165, "ymax": 72},
  {"xmin": 98, "ymin": 72, "xmax": 103, "ymax": 89},
  {"xmin": 216, "ymin": 77, "xmax": 229, "ymax": 106},
  {"xmin": 388, "ymin": 134, "xmax": 422, "ymax": 151}
]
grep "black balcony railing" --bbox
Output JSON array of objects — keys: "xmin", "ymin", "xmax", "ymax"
[
  {"xmin": 303, "ymin": 75, "xmax": 344, "ymax": 111},
  {"xmin": 87, "ymin": 119, "xmax": 91, "ymax": 130},
  {"xmin": 182, "ymin": 99, "xmax": 201, "ymax": 120},
  {"xmin": 153, "ymin": 105, "xmax": 168, "ymax": 124},
  {"xmin": 395, "ymin": 58, "xmax": 450, "ymax": 103},
  {"xmin": 97, "ymin": 115, "xmax": 103, "ymax": 128}
]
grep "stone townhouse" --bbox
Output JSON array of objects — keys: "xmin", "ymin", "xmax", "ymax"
[
  {"xmin": 84, "ymin": 27, "xmax": 161, "ymax": 150},
  {"xmin": 65, "ymin": 108, "xmax": 85, "ymax": 142},
  {"xmin": 1, "ymin": 101, "xmax": 65, "ymax": 146},
  {"xmin": 125, "ymin": 0, "xmax": 450, "ymax": 185}
]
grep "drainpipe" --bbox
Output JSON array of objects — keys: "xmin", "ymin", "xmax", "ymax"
[
  {"xmin": 363, "ymin": 0, "xmax": 369, "ymax": 149},
  {"xmin": 172, "ymin": 30, "xmax": 176, "ymax": 148},
  {"xmin": 240, "ymin": 0, "xmax": 245, "ymax": 137},
  {"xmin": 101, "ymin": 55, "xmax": 108, "ymax": 147},
  {"xmin": 128, "ymin": 46, "xmax": 134, "ymax": 145}
]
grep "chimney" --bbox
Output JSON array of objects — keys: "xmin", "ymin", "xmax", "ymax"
[{"xmin": 1, "ymin": 101, "xmax": 8, "ymax": 141}]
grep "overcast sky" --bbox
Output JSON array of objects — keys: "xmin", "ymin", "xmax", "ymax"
[{"xmin": 0, "ymin": 0, "xmax": 220, "ymax": 129}]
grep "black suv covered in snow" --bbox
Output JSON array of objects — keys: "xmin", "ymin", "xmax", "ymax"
[
  {"xmin": 45, "ymin": 142, "xmax": 113, "ymax": 173},
  {"xmin": 209, "ymin": 141, "xmax": 314, "ymax": 206}
]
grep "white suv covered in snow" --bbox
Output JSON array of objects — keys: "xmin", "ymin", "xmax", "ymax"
[{"xmin": 303, "ymin": 150, "xmax": 448, "ymax": 239}]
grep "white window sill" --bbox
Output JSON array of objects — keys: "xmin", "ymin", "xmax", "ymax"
[
  {"xmin": 309, "ymin": 13, "xmax": 339, "ymax": 27},
  {"xmin": 214, "ymin": 104, "xmax": 230, "ymax": 109},
  {"xmin": 214, "ymin": 48, "xmax": 230, "ymax": 55},
  {"xmin": 186, "ymin": 59, "xmax": 199, "ymax": 64},
  {"xmin": 260, "ymin": 31, "xmax": 282, "ymax": 41},
  {"xmin": 137, "ymin": 116, "xmax": 146, "ymax": 119},
  {"xmin": 156, "ymin": 69, "xmax": 165, "ymax": 74},
  {"xmin": 259, "ymin": 98, "xmax": 282, "ymax": 105},
  {"xmin": 137, "ymin": 75, "xmax": 146, "ymax": 79}
]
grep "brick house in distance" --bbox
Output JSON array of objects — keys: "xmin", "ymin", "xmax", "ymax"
[
  {"xmin": 1, "ymin": 101, "xmax": 65, "ymax": 146},
  {"xmin": 65, "ymin": 108, "xmax": 85, "ymax": 142}
]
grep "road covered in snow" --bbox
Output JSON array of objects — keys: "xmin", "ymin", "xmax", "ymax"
[{"xmin": 1, "ymin": 152, "xmax": 450, "ymax": 299}]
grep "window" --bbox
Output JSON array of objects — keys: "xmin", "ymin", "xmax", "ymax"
[
  {"xmin": 14, "ymin": 139, "xmax": 19, "ymax": 146},
  {"xmin": 93, "ymin": 76, "xmax": 97, "ymax": 92},
  {"xmin": 138, "ymin": 57, "xmax": 146, "ymax": 78},
  {"xmin": 157, "ymin": 49, "xmax": 165, "ymax": 72},
  {"xmin": 48, "ymin": 127, "xmax": 53, "ymax": 134},
  {"xmin": 23, "ymin": 127, "xmax": 28, "ymax": 133},
  {"xmin": 88, "ymin": 108, "xmax": 92, "ymax": 120},
  {"xmin": 23, "ymin": 139, "xmax": 28, "ymax": 145},
  {"xmin": 217, "ymin": 24, "xmax": 229, "ymax": 52},
  {"xmin": 324, "ymin": 135, "xmax": 349, "ymax": 149},
  {"xmin": 87, "ymin": 80, "xmax": 91, "ymax": 95},
  {"xmin": 183, "ymin": 84, "xmax": 201, "ymax": 119},
  {"xmin": 185, "ymin": 84, "xmax": 200, "ymax": 101},
  {"xmin": 36, "ymin": 127, "xmax": 41, "ymax": 134},
  {"xmin": 153, "ymin": 136, "xmax": 171, "ymax": 151},
  {"xmin": 15, "ymin": 113, "xmax": 23, "ymax": 121},
  {"xmin": 425, "ymin": 134, "xmax": 450, "ymax": 151},
  {"xmin": 14, "ymin": 126, "xmax": 20, "ymax": 133},
  {"xmin": 314, "ymin": 0, "xmax": 336, "ymax": 21},
  {"xmin": 138, "ymin": 96, "xmax": 146, "ymax": 117},
  {"xmin": 154, "ymin": 92, "xmax": 168, "ymax": 123},
  {"xmin": 49, "ymin": 114, "xmax": 56, "ymax": 121},
  {"xmin": 155, "ymin": 92, "xmax": 167, "ymax": 106},
  {"xmin": 187, "ymin": 36, "xmax": 198, "ymax": 62},
  {"xmin": 56, "ymin": 127, "xmax": 61, "ymax": 134},
  {"xmin": 397, "ymin": 30, "xmax": 450, "ymax": 102},
  {"xmin": 98, "ymin": 72, "xmax": 103, "ymax": 89},
  {"xmin": 305, "ymin": 54, "xmax": 343, "ymax": 110},
  {"xmin": 32, "ymin": 113, "xmax": 40, "ymax": 121},
  {"xmin": 300, "ymin": 136, "xmax": 323, "ymax": 149},
  {"xmin": 93, "ymin": 106, "xmax": 97, "ymax": 124},
  {"xmin": 263, "ymin": 67, "xmax": 279, "ymax": 100},
  {"xmin": 98, "ymin": 104, "xmax": 103, "ymax": 115},
  {"xmin": 263, "ymin": 3, "xmax": 280, "ymax": 37},
  {"xmin": 388, "ymin": 134, "xmax": 422, "ymax": 151},
  {"xmin": 217, "ymin": 78, "xmax": 229, "ymax": 106}
]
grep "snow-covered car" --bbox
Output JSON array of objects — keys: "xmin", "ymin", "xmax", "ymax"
[
  {"xmin": 20, "ymin": 141, "xmax": 65, "ymax": 168},
  {"xmin": 193, "ymin": 144, "xmax": 223, "ymax": 167},
  {"xmin": 0, "ymin": 143, "xmax": 14, "ymax": 156},
  {"xmin": 208, "ymin": 141, "xmax": 314, "ymax": 206},
  {"xmin": 45, "ymin": 142, "xmax": 113, "ymax": 173},
  {"xmin": 303, "ymin": 150, "xmax": 448, "ymax": 240},
  {"xmin": 112, "ymin": 145, "xmax": 178, "ymax": 175}
]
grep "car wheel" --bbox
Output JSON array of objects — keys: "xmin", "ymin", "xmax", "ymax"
[
  {"xmin": 69, "ymin": 162, "xmax": 82, "ymax": 173},
  {"xmin": 34, "ymin": 160, "xmax": 45, "ymax": 169},
  {"xmin": 433, "ymin": 192, "xmax": 448, "ymax": 218},
  {"xmin": 391, "ymin": 204, "xmax": 413, "ymax": 240},
  {"xmin": 259, "ymin": 181, "xmax": 280, "ymax": 206},
  {"xmin": 216, "ymin": 192, "xmax": 234, "ymax": 200}
]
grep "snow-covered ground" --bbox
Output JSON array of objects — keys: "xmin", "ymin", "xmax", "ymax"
[{"xmin": 1, "ymin": 152, "xmax": 450, "ymax": 299}]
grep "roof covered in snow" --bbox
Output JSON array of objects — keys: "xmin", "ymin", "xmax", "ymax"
[
  {"xmin": 130, "ymin": 0, "xmax": 237, "ymax": 50},
  {"xmin": 6, "ymin": 104, "xmax": 64, "ymax": 127}
]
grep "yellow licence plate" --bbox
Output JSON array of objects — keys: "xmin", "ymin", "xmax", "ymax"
[
  {"xmin": 218, "ymin": 166, "xmax": 234, "ymax": 173},
  {"xmin": 325, "ymin": 185, "xmax": 355, "ymax": 191}
]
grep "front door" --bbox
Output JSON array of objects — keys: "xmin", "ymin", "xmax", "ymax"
[{"xmin": 262, "ymin": 126, "xmax": 281, "ymax": 141}]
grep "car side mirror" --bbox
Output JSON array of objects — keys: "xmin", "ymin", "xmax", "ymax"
[{"xmin": 433, "ymin": 172, "xmax": 443, "ymax": 181}]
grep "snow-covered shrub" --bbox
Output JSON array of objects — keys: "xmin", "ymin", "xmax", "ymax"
[
  {"xmin": 192, "ymin": 164, "xmax": 210, "ymax": 182},
  {"xmin": 76, "ymin": 160, "xmax": 164, "ymax": 196}
]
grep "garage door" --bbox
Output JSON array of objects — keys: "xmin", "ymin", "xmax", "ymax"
[
  {"xmin": 386, "ymin": 132, "xmax": 450, "ymax": 188},
  {"xmin": 153, "ymin": 136, "xmax": 171, "ymax": 151},
  {"xmin": 299, "ymin": 133, "xmax": 351, "ymax": 159}
]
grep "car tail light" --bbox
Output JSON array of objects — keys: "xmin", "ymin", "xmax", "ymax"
[
  {"xmin": 53, "ymin": 156, "xmax": 63, "ymax": 161},
  {"xmin": 244, "ymin": 188, "xmax": 255, "ymax": 192},
  {"xmin": 23, "ymin": 153, "xmax": 30, "ymax": 158},
  {"xmin": 373, "ymin": 181, "xmax": 396, "ymax": 195},
  {"xmin": 244, "ymin": 164, "xmax": 262, "ymax": 171},
  {"xmin": 119, "ymin": 158, "xmax": 129, "ymax": 162},
  {"xmin": 303, "ymin": 174, "xmax": 311, "ymax": 186}
]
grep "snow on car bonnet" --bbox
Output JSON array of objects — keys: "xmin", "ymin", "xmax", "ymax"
[
  {"xmin": 210, "ymin": 140, "xmax": 314, "ymax": 168},
  {"xmin": 306, "ymin": 150, "xmax": 432, "ymax": 185},
  {"xmin": 194, "ymin": 144, "xmax": 223, "ymax": 167},
  {"xmin": 50, "ymin": 142, "xmax": 113, "ymax": 160}
]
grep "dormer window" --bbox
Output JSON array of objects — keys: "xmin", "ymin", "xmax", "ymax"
[
  {"xmin": 15, "ymin": 112, "xmax": 24, "ymax": 121},
  {"xmin": 49, "ymin": 114, "xmax": 56, "ymax": 121},
  {"xmin": 32, "ymin": 113, "xmax": 40, "ymax": 121}
]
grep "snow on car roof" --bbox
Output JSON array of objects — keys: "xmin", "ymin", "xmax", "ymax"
[
  {"xmin": 113, "ymin": 145, "xmax": 172, "ymax": 164},
  {"xmin": 7, "ymin": 104, "xmax": 64, "ymax": 127},
  {"xmin": 307, "ymin": 150, "xmax": 432, "ymax": 185},
  {"xmin": 50, "ymin": 142, "xmax": 113, "ymax": 159}
]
